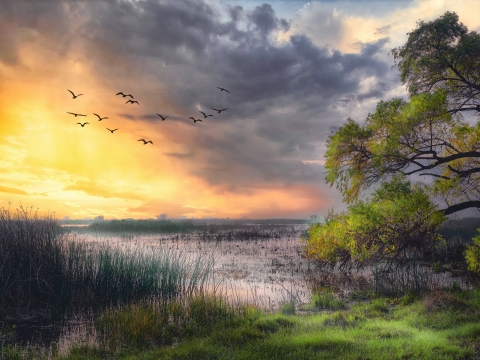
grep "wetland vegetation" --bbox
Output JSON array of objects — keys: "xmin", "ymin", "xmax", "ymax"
[
  {"xmin": 1, "ymin": 206, "xmax": 479, "ymax": 359},
  {"xmin": 86, "ymin": 219, "xmax": 196, "ymax": 234},
  {"xmin": 3, "ymin": 12, "xmax": 480, "ymax": 358}
]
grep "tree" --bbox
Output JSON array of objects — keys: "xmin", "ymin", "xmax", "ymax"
[
  {"xmin": 326, "ymin": 11, "xmax": 480, "ymax": 215},
  {"xmin": 305, "ymin": 175, "xmax": 445, "ymax": 268},
  {"xmin": 307, "ymin": 12, "xmax": 480, "ymax": 270}
]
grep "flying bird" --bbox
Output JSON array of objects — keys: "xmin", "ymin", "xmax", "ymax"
[
  {"xmin": 216, "ymin": 87, "xmax": 230, "ymax": 93},
  {"xmin": 67, "ymin": 89, "xmax": 83, "ymax": 99},
  {"xmin": 211, "ymin": 108, "xmax": 229, "ymax": 113},
  {"xmin": 106, "ymin": 128, "xmax": 119, "ymax": 133},
  {"xmin": 116, "ymin": 92, "xmax": 134, "ymax": 98},
  {"xmin": 189, "ymin": 117, "xmax": 203, "ymax": 123},
  {"xmin": 67, "ymin": 112, "xmax": 87, "ymax": 117},
  {"xmin": 157, "ymin": 114, "xmax": 169, "ymax": 121},
  {"xmin": 138, "ymin": 139, "xmax": 153, "ymax": 144},
  {"xmin": 199, "ymin": 111, "xmax": 213, "ymax": 118},
  {"xmin": 126, "ymin": 100, "xmax": 139, "ymax": 105},
  {"xmin": 94, "ymin": 113, "xmax": 108, "ymax": 121},
  {"xmin": 77, "ymin": 122, "xmax": 89, "ymax": 127}
]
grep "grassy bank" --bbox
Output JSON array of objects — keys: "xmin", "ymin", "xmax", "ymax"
[{"xmin": 3, "ymin": 285, "xmax": 479, "ymax": 359}]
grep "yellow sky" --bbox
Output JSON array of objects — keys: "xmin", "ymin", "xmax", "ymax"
[
  {"xmin": 0, "ymin": 40, "xmax": 327, "ymax": 219},
  {"xmin": 2, "ymin": 0, "xmax": 479, "ymax": 220}
]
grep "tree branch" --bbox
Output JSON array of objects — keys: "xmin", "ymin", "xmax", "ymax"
[{"xmin": 441, "ymin": 200, "xmax": 480, "ymax": 215}]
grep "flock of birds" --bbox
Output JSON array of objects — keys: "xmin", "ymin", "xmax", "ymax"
[{"xmin": 66, "ymin": 87, "xmax": 230, "ymax": 145}]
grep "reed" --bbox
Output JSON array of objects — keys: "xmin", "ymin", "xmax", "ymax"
[{"xmin": 0, "ymin": 206, "xmax": 212, "ymax": 316}]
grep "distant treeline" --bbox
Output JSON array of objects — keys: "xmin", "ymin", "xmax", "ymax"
[
  {"xmin": 88, "ymin": 219, "xmax": 196, "ymax": 233},
  {"xmin": 437, "ymin": 217, "xmax": 480, "ymax": 242},
  {"xmin": 59, "ymin": 218, "xmax": 309, "ymax": 227},
  {"xmin": 188, "ymin": 218, "xmax": 308, "ymax": 225}
]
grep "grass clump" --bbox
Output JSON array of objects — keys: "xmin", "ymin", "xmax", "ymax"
[
  {"xmin": 279, "ymin": 300, "xmax": 296, "ymax": 315},
  {"xmin": 311, "ymin": 291, "xmax": 347, "ymax": 310},
  {"xmin": 94, "ymin": 294, "xmax": 255, "ymax": 352},
  {"xmin": 0, "ymin": 206, "xmax": 212, "ymax": 322}
]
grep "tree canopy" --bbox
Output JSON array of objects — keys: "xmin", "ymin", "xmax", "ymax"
[
  {"xmin": 307, "ymin": 12, "xmax": 480, "ymax": 271},
  {"xmin": 326, "ymin": 11, "xmax": 480, "ymax": 216},
  {"xmin": 305, "ymin": 175, "xmax": 445, "ymax": 268}
]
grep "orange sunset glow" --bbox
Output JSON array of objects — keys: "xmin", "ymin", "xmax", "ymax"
[{"xmin": 2, "ymin": 0, "xmax": 480, "ymax": 220}]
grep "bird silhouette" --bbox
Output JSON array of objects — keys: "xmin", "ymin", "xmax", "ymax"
[
  {"xmin": 94, "ymin": 113, "xmax": 108, "ymax": 121},
  {"xmin": 67, "ymin": 112, "xmax": 87, "ymax": 117},
  {"xmin": 77, "ymin": 122, "xmax": 89, "ymax": 127},
  {"xmin": 138, "ymin": 139, "xmax": 153, "ymax": 144},
  {"xmin": 157, "ymin": 114, "xmax": 169, "ymax": 121},
  {"xmin": 189, "ymin": 117, "xmax": 203, "ymax": 123},
  {"xmin": 216, "ymin": 87, "xmax": 230, "ymax": 93},
  {"xmin": 199, "ymin": 111, "xmax": 213, "ymax": 118},
  {"xmin": 211, "ymin": 108, "xmax": 229, "ymax": 113},
  {"xmin": 68, "ymin": 89, "xmax": 83, "ymax": 99},
  {"xmin": 126, "ymin": 100, "xmax": 139, "ymax": 105},
  {"xmin": 106, "ymin": 128, "xmax": 119, "ymax": 133},
  {"xmin": 116, "ymin": 92, "xmax": 134, "ymax": 98}
]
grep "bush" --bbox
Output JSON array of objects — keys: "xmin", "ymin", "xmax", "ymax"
[{"xmin": 465, "ymin": 234, "xmax": 480, "ymax": 274}]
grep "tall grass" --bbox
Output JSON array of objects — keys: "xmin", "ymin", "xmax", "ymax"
[
  {"xmin": 0, "ymin": 206, "xmax": 212, "ymax": 317},
  {"xmin": 87, "ymin": 219, "xmax": 196, "ymax": 233},
  {"xmin": 95, "ymin": 294, "xmax": 256, "ymax": 351},
  {"xmin": 372, "ymin": 261, "xmax": 452, "ymax": 296},
  {"xmin": 0, "ymin": 205, "xmax": 66, "ymax": 309}
]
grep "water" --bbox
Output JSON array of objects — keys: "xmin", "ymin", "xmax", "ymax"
[
  {"xmin": 4, "ymin": 222, "xmax": 469, "ymax": 353},
  {"xmin": 74, "ymin": 224, "xmax": 320, "ymax": 309}
]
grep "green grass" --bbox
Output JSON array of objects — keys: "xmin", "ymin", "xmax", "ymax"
[
  {"xmin": 27, "ymin": 285, "xmax": 476, "ymax": 360},
  {"xmin": 87, "ymin": 220, "xmax": 196, "ymax": 233},
  {"xmin": 309, "ymin": 290, "xmax": 347, "ymax": 310},
  {"xmin": 2, "ymin": 208, "xmax": 480, "ymax": 359}
]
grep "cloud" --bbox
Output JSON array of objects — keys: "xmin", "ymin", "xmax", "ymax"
[
  {"xmin": 69, "ymin": 0, "xmax": 397, "ymax": 190},
  {"xmin": 375, "ymin": 24, "xmax": 392, "ymax": 36},
  {"xmin": 0, "ymin": 0, "xmax": 417, "ymax": 217},
  {"xmin": 64, "ymin": 180, "xmax": 146, "ymax": 201},
  {"xmin": 248, "ymin": 4, "xmax": 288, "ymax": 36},
  {"xmin": 0, "ymin": 185, "xmax": 28, "ymax": 196}
]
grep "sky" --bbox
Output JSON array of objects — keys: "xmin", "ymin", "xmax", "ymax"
[{"xmin": 1, "ymin": 0, "xmax": 480, "ymax": 220}]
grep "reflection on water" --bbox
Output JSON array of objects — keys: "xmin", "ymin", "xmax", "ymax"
[
  {"xmin": 6, "ymin": 223, "xmax": 470, "ymax": 353},
  {"xmin": 74, "ymin": 224, "xmax": 319, "ymax": 309}
]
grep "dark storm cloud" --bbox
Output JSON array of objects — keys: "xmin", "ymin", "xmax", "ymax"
[
  {"xmin": 3, "ymin": 0, "xmax": 399, "ymax": 191},
  {"xmin": 79, "ymin": 0, "xmax": 396, "ymax": 188},
  {"xmin": 83, "ymin": 0, "xmax": 219, "ymax": 63},
  {"xmin": 248, "ymin": 4, "xmax": 281, "ymax": 36},
  {"xmin": 358, "ymin": 37, "xmax": 390, "ymax": 57},
  {"xmin": 0, "ymin": 1, "xmax": 73, "ymax": 65}
]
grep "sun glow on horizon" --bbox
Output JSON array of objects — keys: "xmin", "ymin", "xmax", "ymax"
[{"xmin": 8, "ymin": 1, "xmax": 479, "ymax": 219}]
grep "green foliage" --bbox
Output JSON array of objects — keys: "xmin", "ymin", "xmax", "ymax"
[
  {"xmin": 325, "ymin": 91, "xmax": 456, "ymax": 204},
  {"xmin": 392, "ymin": 11, "xmax": 480, "ymax": 108},
  {"xmin": 305, "ymin": 176, "xmax": 445, "ymax": 267},
  {"xmin": 465, "ymin": 233, "xmax": 480, "ymax": 274},
  {"xmin": 322, "ymin": 11, "xmax": 480, "ymax": 274}
]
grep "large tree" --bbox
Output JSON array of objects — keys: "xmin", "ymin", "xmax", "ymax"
[
  {"xmin": 307, "ymin": 12, "xmax": 480, "ymax": 269},
  {"xmin": 327, "ymin": 11, "xmax": 480, "ymax": 215}
]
